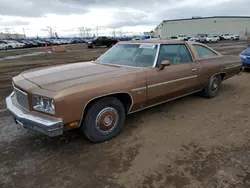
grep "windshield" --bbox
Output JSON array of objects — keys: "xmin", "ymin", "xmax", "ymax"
[{"xmin": 96, "ymin": 43, "xmax": 158, "ymax": 67}]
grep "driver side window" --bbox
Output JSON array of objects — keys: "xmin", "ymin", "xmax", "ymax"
[{"xmin": 157, "ymin": 44, "xmax": 193, "ymax": 66}]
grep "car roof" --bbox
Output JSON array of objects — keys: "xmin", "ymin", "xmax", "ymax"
[{"xmin": 119, "ymin": 40, "xmax": 188, "ymax": 44}]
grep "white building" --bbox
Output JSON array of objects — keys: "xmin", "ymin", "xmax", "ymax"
[{"xmin": 154, "ymin": 16, "xmax": 250, "ymax": 39}]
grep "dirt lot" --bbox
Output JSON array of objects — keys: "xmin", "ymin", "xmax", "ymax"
[{"xmin": 0, "ymin": 41, "xmax": 250, "ymax": 188}]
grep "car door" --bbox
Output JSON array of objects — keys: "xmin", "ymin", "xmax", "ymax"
[
  {"xmin": 145, "ymin": 43, "xmax": 200, "ymax": 106},
  {"xmin": 95, "ymin": 37, "xmax": 102, "ymax": 46}
]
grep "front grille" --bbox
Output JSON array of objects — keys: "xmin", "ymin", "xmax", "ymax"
[{"xmin": 14, "ymin": 87, "xmax": 29, "ymax": 110}]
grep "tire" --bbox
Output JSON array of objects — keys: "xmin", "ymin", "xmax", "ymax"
[
  {"xmin": 8, "ymin": 46, "xmax": 13, "ymax": 50},
  {"xmin": 81, "ymin": 97, "xmax": 126, "ymax": 142},
  {"xmin": 230, "ymin": 37, "xmax": 234, "ymax": 40},
  {"xmin": 92, "ymin": 44, "xmax": 96, "ymax": 48},
  {"xmin": 202, "ymin": 75, "xmax": 221, "ymax": 98}
]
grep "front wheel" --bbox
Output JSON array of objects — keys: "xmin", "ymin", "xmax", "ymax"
[
  {"xmin": 201, "ymin": 76, "xmax": 221, "ymax": 98},
  {"xmin": 81, "ymin": 97, "xmax": 126, "ymax": 142}
]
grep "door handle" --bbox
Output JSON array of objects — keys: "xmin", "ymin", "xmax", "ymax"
[{"xmin": 192, "ymin": 68, "xmax": 198, "ymax": 72}]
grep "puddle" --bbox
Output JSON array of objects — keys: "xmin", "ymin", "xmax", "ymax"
[{"xmin": 0, "ymin": 52, "xmax": 48, "ymax": 61}]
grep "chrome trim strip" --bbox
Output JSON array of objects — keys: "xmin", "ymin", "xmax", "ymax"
[
  {"xmin": 148, "ymin": 75, "xmax": 198, "ymax": 88},
  {"xmin": 132, "ymin": 87, "xmax": 147, "ymax": 92},
  {"xmin": 152, "ymin": 44, "xmax": 160, "ymax": 68},
  {"xmin": 128, "ymin": 89, "xmax": 202, "ymax": 114}
]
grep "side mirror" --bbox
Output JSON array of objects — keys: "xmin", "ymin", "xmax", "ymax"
[
  {"xmin": 159, "ymin": 60, "xmax": 171, "ymax": 70},
  {"xmin": 247, "ymin": 44, "xmax": 250, "ymax": 47}
]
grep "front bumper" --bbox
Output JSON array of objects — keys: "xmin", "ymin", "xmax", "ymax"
[
  {"xmin": 6, "ymin": 92, "xmax": 63, "ymax": 137},
  {"xmin": 241, "ymin": 58, "xmax": 250, "ymax": 68}
]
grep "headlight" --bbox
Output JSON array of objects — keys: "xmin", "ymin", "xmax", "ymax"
[
  {"xmin": 240, "ymin": 54, "xmax": 247, "ymax": 59},
  {"xmin": 32, "ymin": 95, "xmax": 55, "ymax": 115},
  {"xmin": 88, "ymin": 41, "xmax": 92, "ymax": 44}
]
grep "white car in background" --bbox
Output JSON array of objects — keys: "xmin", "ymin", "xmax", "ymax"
[
  {"xmin": 0, "ymin": 41, "xmax": 8, "ymax": 50},
  {"xmin": 221, "ymin": 34, "xmax": 240, "ymax": 40},
  {"xmin": 0, "ymin": 40, "xmax": 24, "ymax": 49},
  {"xmin": 165, "ymin": 36, "xmax": 179, "ymax": 40},
  {"xmin": 177, "ymin": 34, "xmax": 188, "ymax": 41},
  {"xmin": 206, "ymin": 35, "xmax": 220, "ymax": 43}
]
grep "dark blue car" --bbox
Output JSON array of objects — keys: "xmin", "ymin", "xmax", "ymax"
[{"xmin": 240, "ymin": 45, "xmax": 250, "ymax": 69}]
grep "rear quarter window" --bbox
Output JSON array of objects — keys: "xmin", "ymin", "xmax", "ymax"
[{"xmin": 193, "ymin": 45, "xmax": 218, "ymax": 58}]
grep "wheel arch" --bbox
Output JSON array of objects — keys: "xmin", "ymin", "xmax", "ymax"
[
  {"xmin": 209, "ymin": 72, "xmax": 226, "ymax": 82},
  {"xmin": 202, "ymin": 72, "xmax": 226, "ymax": 90},
  {"xmin": 80, "ymin": 92, "xmax": 134, "ymax": 126}
]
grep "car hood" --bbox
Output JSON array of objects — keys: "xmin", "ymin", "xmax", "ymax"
[
  {"xmin": 21, "ymin": 61, "xmax": 139, "ymax": 91},
  {"xmin": 241, "ymin": 47, "xmax": 250, "ymax": 55}
]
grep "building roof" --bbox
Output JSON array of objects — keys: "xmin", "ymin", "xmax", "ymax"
[{"xmin": 163, "ymin": 16, "xmax": 250, "ymax": 22}]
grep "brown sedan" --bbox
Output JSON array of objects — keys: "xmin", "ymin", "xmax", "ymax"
[{"xmin": 6, "ymin": 40, "xmax": 243, "ymax": 142}]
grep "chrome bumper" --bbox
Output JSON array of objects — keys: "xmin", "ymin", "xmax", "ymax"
[{"xmin": 6, "ymin": 92, "xmax": 63, "ymax": 137}]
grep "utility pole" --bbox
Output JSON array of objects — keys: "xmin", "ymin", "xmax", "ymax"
[
  {"xmin": 96, "ymin": 26, "xmax": 99, "ymax": 37},
  {"xmin": 47, "ymin": 26, "xmax": 53, "ymax": 38},
  {"xmin": 113, "ymin": 28, "xmax": 116, "ymax": 37},
  {"xmin": 81, "ymin": 27, "xmax": 84, "ymax": 37},
  {"xmin": 23, "ymin": 28, "xmax": 26, "ymax": 39}
]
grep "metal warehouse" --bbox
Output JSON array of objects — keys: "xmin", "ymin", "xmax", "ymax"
[{"xmin": 154, "ymin": 16, "xmax": 250, "ymax": 39}]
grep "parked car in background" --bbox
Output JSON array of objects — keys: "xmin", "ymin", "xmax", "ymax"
[
  {"xmin": 188, "ymin": 36, "xmax": 199, "ymax": 42},
  {"xmin": 140, "ymin": 35, "xmax": 152, "ymax": 40},
  {"xmin": 34, "ymin": 39, "xmax": 46, "ymax": 47},
  {"xmin": 221, "ymin": 34, "xmax": 240, "ymax": 40},
  {"xmin": 189, "ymin": 35, "xmax": 206, "ymax": 43},
  {"xmin": 240, "ymin": 44, "xmax": 250, "ymax": 69},
  {"xmin": 87, "ymin": 36, "xmax": 118, "ymax": 48},
  {"xmin": 0, "ymin": 41, "xmax": 8, "ymax": 50},
  {"xmin": 206, "ymin": 35, "xmax": 220, "ymax": 43},
  {"xmin": 177, "ymin": 34, "xmax": 188, "ymax": 41},
  {"xmin": 164, "ymin": 36, "xmax": 179, "ymax": 40},
  {"xmin": 197, "ymin": 35, "xmax": 207, "ymax": 43},
  {"xmin": 0, "ymin": 40, "xmax": 20, "ymax": 49},
  {"xmin": 6, "ymin": 40, "xmax": 243, "ymax": 142}
]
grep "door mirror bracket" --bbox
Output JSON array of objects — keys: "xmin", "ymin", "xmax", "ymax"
[{"xmin": 159, "ymin": 60, "xmax": 171, "ymax": 70}]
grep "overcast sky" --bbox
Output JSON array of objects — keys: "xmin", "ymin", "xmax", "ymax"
[{"xmin": 0, "ymin": 0, "xmax": 249, "ymax": 37}]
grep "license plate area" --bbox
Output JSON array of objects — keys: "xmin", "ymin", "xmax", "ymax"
[{"xmin": 10, "ymin": 114, "xmax": 24, "ymax": 127}]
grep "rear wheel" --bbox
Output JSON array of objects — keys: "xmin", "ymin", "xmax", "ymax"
[
  {"xmin": 81, "ymin": 97, "xmax": 126, "ymax": 142},
  {"xmin": 202, "ymin": 75, "xmax": 221, "ymax": 98}
]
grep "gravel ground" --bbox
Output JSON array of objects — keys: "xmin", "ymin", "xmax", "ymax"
[{"xmin": 0, "ymin": 41, "xmax": 250, "ymax": 188}]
